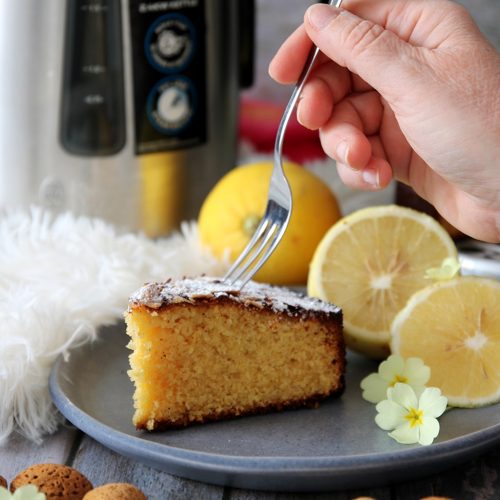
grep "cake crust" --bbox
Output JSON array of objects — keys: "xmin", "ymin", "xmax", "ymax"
[{"xmin": 129, "ymin": 277, "xmax": 342, "ymax": 318}]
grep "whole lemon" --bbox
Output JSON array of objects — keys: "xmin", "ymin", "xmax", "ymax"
[{"xmin": 198, "ymin": 161, "xmax": 341, "ymax": 285}]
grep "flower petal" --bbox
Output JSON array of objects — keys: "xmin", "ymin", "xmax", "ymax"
[
  {"xmin": 425, "ymin": 257, "xmax": 461, "ymax": 280},
  {"xmin": 389, "ymin": 422, "xmax": 420, "ymax": 444},
  {"xmin": 375, "ymin": 400, "xmax": 406, "ymax": 430},
  {"xmin": 419, "ymin": 387, "xmax": 448, "ymax": 418},
  {"xmin": 361, "ymin": 373, "xmax": 389, "ymax": 403},
  {"xmin": 11, "ymin": 485, "xmax": 46, "ymax": 500},
  {"xmin": 388, "ymin": 383, "xmax": 418, "ymax": 410},
  {"xmin": 0, "ymin": 487, "xmax": 11, "ymax": 500},
  {"xmin": 404, "ymin": 357, "xmax": 431, "ymax": 385},
  {"xmin": 411, "ymin": 385, "xmax": 427, "ymax": 398},
  {"xmin": 13, "ymin": 485, "xmax": 46, "ymax": 500},
  {"xmin": 379, "ymin": 355, "xmax": 404, "ymax": 381},
  {"xmin": 418, "ymin": 417, "xmax": 440, "ymax": 446}
]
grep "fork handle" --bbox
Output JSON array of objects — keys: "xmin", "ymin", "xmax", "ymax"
[{"xmin": 274, "ymin": 0, "xmax": 343, "ymax": 163}]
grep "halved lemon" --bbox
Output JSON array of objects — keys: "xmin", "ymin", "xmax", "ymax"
[
  {"xmin": 307, "ymin": 205, "xmax": 457, "ymax": 358},
  {"xmin": 391, "ymin": 277, "xmax": 500, "ymax": 407}
]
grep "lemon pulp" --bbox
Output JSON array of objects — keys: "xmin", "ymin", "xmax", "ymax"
[{"xmin": 391, "ymin": 277, "xmax": 500, "ymax": 407}]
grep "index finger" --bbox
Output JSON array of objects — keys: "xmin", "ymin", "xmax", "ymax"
[
  {"xmin": 269, "ymin": 24, "xmax": 331, "ymax": 84},
  {"xmin": 269, "ymin": 21, "xmax": 372, "ymax": 94}
]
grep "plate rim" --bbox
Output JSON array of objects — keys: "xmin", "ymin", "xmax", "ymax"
[{"xmin": 49, "ymin": 330, "xmax": 500, "ymax": 492}]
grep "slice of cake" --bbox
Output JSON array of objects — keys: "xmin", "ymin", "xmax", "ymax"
[{"xmin": 125, "ymin": 276, "xmax": 344, "ymax": 430}]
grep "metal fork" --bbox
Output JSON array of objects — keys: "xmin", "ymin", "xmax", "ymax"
[{"xmin": 224, "ymin": 0, "xmax": 342, "ymax": 288}]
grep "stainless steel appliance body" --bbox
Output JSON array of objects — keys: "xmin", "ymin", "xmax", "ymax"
[{"xmin": 0, "ymin": 0, "xmax": 251, "ymax": 236}]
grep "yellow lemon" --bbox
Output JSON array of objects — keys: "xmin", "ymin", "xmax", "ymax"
[
  {"xmin": 307, "ymin": 205, "xmax": 457, "ymax": 358},
  {"xmin": 198, "ymin": 161, "xmax": 341, "ymax": 285},
  {"xmin": 391, "ymin": 277, "xmax": 500, "ymax": 407}
]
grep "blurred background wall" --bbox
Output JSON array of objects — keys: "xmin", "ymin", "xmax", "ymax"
[{"xmin": 243, "ymin": 0, "xmax": 500, "ymax": 105}]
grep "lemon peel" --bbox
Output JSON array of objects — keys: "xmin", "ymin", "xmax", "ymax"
[{"xmin": 199, "ymin": 161, "xmax": 341, "ymax": 285}]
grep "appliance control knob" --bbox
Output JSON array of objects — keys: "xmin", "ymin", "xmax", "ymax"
[{"xmin": 157, "ymin": 87, "xmax": 190, "ymax": 124}]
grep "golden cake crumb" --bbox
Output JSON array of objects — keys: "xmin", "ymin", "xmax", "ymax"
[{"xmin": 126, "ymin": 277, "xmax": 345, "ymax": 430}]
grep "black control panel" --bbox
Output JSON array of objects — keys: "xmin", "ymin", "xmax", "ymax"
[
  {"xmin": 60, "ymin": 0, "xmax": 126, "ymax": 156},
  {"xmin": 128, "ymin": 0, "xmax": 207, "ymax": 154}
]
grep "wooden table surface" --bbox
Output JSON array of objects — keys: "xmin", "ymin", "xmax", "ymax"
[{"xmin": 1, "ymin": 426, "xmax": 500, "ymax": 499}]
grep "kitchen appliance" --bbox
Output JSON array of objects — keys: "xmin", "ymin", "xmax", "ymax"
[{"xmin": 0, "ymin": 0, "xmax": 253, "ymax": 236}]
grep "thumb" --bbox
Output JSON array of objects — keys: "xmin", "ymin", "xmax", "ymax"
[{"xmin": 305, "ymin": 4, "xmax": 419, "ymax": 97}]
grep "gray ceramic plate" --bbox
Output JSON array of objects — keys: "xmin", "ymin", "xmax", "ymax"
[{"xmin": 49, "ymin": 320, "xmax": 500, "ymax": 492}]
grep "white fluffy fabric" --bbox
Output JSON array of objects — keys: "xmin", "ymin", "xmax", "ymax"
[{"xmin": 0, "ymin": 207, "xmax": 226, "ymax": 445}]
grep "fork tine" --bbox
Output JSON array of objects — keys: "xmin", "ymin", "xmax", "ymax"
[
  {"xmin": 224, "ymin": 217, "xmax": 271, "ymax": 282},
  {"xmin": 225, "ymin": 221, "xmax": 278, "ymax": 285},
  {"xmin": 236, "ymin": 221, "xmax": 288, "ymax": 287}
]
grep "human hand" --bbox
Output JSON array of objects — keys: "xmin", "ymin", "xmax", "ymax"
[{"xmin": 269, "ymin": 0, "xmax": 500, "ymax": 242}]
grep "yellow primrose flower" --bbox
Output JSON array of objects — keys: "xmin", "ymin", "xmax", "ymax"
[
  {"xmin": 360, "ymin": 355, "xmax": 430, "ymax": 404},
  {"xmin": 375, "ymin": 383, "xmax": 448, "ymax": 446},
  {"xmin": 425, "ymin": 256, "xmax": 461, "ymax": 280},
  {"xmin": 0, "ymin": 486, "xmax": 45, "ymax": 500}
]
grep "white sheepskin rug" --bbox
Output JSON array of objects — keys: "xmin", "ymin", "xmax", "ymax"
[{"xmin": 0, "ymin": 207, "xmax": 227, "ymax": 445}]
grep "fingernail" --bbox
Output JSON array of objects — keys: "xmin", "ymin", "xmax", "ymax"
[
  {"xmin": 336, "ymin": 141, "xmax": 349, "ymax": 164},
  {"xmin": 296, "ymin": 108, "xmax": 305, "ymax": 128},
  {"xmin": 307, "ymin": 4, "xmax": 339, "ymax": 31},
  {"xmin": 362, "ymin": 168, "xmax": 380, "ymax": 188}
]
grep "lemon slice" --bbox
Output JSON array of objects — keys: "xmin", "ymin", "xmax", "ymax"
[
  {"xmin": 307, "ymin": 205, "xmax": 457, "ymax": 358},
  {"xmin": 391, "ymin": 277, "xmax": 500, "ymax": 407}
]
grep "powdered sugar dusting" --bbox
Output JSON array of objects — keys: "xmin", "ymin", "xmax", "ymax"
[{"xmin": 130, "ymin": 276, "xmax": 341, "ymax": 317}]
